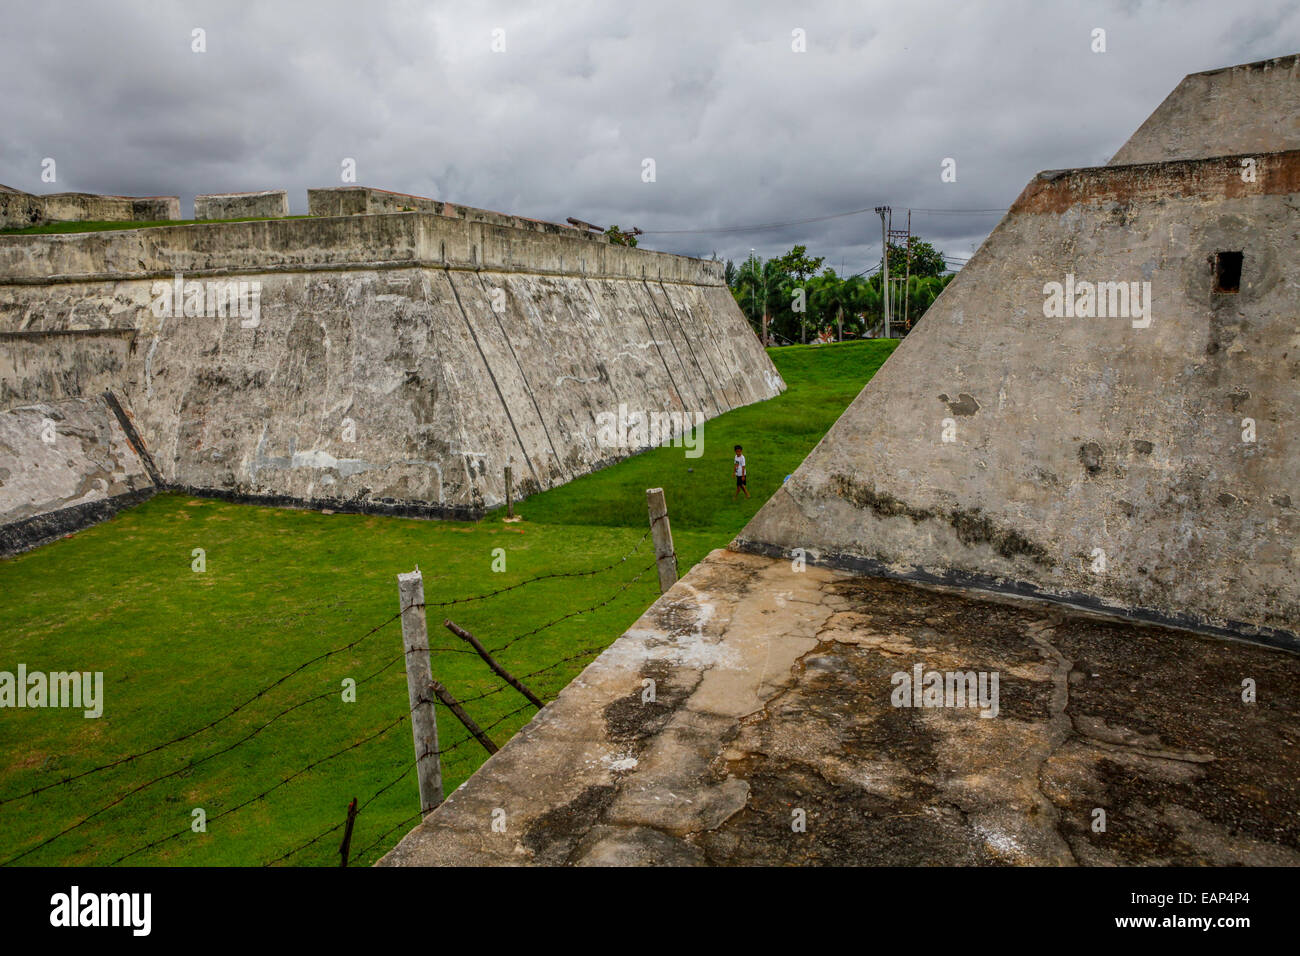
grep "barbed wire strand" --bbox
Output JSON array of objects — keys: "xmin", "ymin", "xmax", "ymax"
[
  {"xmin": 0, "ymin": 648, "xmax": 413, "ymax": 865},
  {"xmin": 0, "ymin": 609, "xmax": 408, "ymax": 807},
  {"xmin": 8, "ymin": 533, "xmax": 656, "ymax": 865},
  {"xmin": 107, "ymin": 713, "xmax": 414, "ymax": 867},
  {"xmin": 262, "ymin": 761, "xmax": 417, "ymax": 867},
  {"xmin": 486, "ymin": 559, "xmax": 657, "ymax": 658},
  {"xmin": 266, "ymin": 701, "xmax": 537, "ymax": 867},
  {"xmin": 418, "ymin": 527, "xmax": 651, "ymax": 611},
  {"xmin": 1, "ymin": 533, "xmax": 652, "ymax": 808}
]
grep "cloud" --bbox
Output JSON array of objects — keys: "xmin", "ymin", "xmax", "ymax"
[{"xmin": 1, "ymin": 0, "xmax": 1296, "ymax": 269}]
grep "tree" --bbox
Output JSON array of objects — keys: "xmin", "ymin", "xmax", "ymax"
[
  {"xmin": 604, "ymin": 225, "xmax": 639, "ymax": 247},
  {"xmin": 731, "ymin": 254, "xmax": 768, "ymax": 338},
  {"xmin": 809, "ymin": 270, "xmax": 853, "ymax": 341},
  {"xmin": 886, "ymin": 238, "xmax": 945, "ymax": 278},
  {"xmin": 726, "ymin": 236, "xmax": 953, "ymax": 345},
  {"xmin": 771, "ymin": 245, "xmax": 825, "ymax": 342}
]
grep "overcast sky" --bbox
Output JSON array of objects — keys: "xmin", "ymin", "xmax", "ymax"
[{"xmin": 2, "ymin": 0, "xmax": 1297, "ymax": 271}]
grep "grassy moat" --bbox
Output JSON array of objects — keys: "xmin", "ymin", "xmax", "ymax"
[{"xmin": 0, "ymin": 339, "xmax": 895, "ymax": 866}]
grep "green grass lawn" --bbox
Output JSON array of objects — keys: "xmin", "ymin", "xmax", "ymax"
[
  {"xmin": 0, "ymin": 338, "xmax": 894, "ymax": 866},
  {"xmin": 521, "ymin": 339, "xmax": 895, "ymax": 533}
]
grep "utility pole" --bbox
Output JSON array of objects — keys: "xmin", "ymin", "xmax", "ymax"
[
  {"xmin": 903, "ymin": 209, "xmax": 913, "ymax": 332},
  {"xmin": 888, "ymin": 211, "xmax": 913, "ymax": 337},
  {"xmin": 875, "ymin": 206, "xmax": 891, "ymax": 338}
]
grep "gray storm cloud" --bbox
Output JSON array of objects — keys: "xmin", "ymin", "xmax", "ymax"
[{"xmin": 1, "ymin": 0, "xmax": 1296, "ymax": 268}]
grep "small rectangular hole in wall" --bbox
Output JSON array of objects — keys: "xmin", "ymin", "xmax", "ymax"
[{"xmin": 1214, "ymin": 251, "xmax": 1243, "ymax": 293}]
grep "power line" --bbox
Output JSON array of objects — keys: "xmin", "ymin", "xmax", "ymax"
[
  {"xmin": 909, "ymin": 208, "xmax": 1007, "ymax": 215},
  {"xmin": 640, "ymin": 205, "xmax": 1008, "ymax": 236}
]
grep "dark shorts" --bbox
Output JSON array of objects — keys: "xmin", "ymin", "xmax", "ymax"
[{"xmin": 736, "ymin": 474, "xmax": 747, "ymax": 487}]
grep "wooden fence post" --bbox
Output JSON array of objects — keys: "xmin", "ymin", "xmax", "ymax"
[
  {"xmin": 443, "ymin": 619, "xmax": 543, "ymax": 709},
  {"xmin": 505, "ymin": 465, "xmax": 514, "ymax": 519},
  {"xmin": 646, "ymin": 488, "xmax": 677, "ymax": 594},
  {"xmin": 397, "ymin": 568, "xmax": 443, "ymax": 817},
  {"xmin": 427, "ymin": 678, "xmax": 499, "ymax": 756},
  {"xmin": 338, "ymin": 797, "xmax": 359, "ymax": 867}
]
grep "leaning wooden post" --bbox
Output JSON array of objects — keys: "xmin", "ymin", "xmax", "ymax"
[
  {"xmin": 427, "ymin": 677, "xmax": 499, "ymax": 756},
  {"xmin": 646, "ymin": 488, "xmax": 678, "ymax": 594},
  {"xmin": 505, "ymin": 465, "xmax": 514, "ymax": 519},
  {"xmin": 397, "ymin": 568, "xmax": 443, "ymax": 816},
  {"xmin": 444, "ymin": 618, "xmax": 543, "ymax": 709},
  {"xmin": 338, "ymin": 797, "xmax": 359, "ymax": 867}
]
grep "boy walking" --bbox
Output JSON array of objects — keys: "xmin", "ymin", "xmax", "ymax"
[{"xmin": 733, "ymin": 444, "xmax": 750, "ymax": 500}]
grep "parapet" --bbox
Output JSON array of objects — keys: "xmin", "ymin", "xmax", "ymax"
[
  {"xmin": 0, "ymin": 210, "xmax": 724, "ymax": 286},
  {"xmin": 194, "ymin": 190, "xmax": 290, "ymax": 220},
  {"xmin": 0, "ymin": 187, "xmax": 180, "ymax": 228},
  {"xmin": 307, "ymin": 186, "xmax": 608, "ymax": 241}
]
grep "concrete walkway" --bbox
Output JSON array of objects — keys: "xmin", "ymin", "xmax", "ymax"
[{"xmin": 380, "ymin": 549, "xmax": 1299, "ymax": 866}]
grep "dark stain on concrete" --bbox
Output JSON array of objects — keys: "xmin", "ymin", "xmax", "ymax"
[
  {"xmin": 1047, "ymin": 615, "xmax": 1300, "ymax": 861},
  {"xmin": 520, "ymin": 784, "xmax": 618, "ymax": 865},
  {"xmin": 938, "ymin": 392, "xmax": 981, "ymax": 416},
  {"xmin": 1131, "ymin": 439, "xmax": 1153, "ymax": 455},
  {"xmin": 830, "ymin": 474, "xmax": 1050, "ymax": 565},
  {"xmin": 1078, "ymin": 442, "xmax": 1104, "ymax": 475},
  {"xmin": 602, "ymin": 660, "xmax": 688, "ymax": 745},
  {"xmin": 716, "ymin": 576, "xmax": 1300, "ymax": 864}
]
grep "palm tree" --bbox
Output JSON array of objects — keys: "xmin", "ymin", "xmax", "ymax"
[{"xmin": 732, "ymin": 254, "xmax": 766, "ymax": 338}]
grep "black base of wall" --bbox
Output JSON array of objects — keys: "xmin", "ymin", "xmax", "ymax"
[
  {"xmin": 732, "ymin": 537, "xmax": 1300, "ymax": 655},
  {"xmin": 1, "ymin": 485, "xmax": 487, "ymax": 561},
  {"xmin": 168, "ymin": 486, "xmax": 486, "ymax": 521},
  {"xmin": 0, "ymin": 488, "xmax": 157, "ymax": 558}
]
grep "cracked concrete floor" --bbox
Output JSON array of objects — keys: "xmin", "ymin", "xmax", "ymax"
[{"xmin": 379, "ymin": 549, "xmax": 1300, "ymax": 866}]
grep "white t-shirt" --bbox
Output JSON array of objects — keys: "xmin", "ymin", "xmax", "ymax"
[{"xmin": 734, "ymin": 454, "xmax": 746, "ymax": 477}]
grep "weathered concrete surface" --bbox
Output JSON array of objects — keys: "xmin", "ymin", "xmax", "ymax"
[
  {"xmin": 1111, "ymin": 54, "xmax": 1300, "ymax": 165},
  {"xmin": 194, "ymin": 190, "xmax": 289, "ymax": 220},
  {"xmin": 735, "ymin": 151, "xmax": 1300, "ymax": 648},
  {"xmin": 39, "ymin": 193, "xmax": 180, "ymax": 223},
  {"xmin": 0, "ymin": 211, "xmax": 781, "ymax": 517},
  {"xmin": 380, "ymin": 550, "xmax": 1300, "ymax": 866},
  {"xmin": 0, "ymin": 187, "xmax": 180, "ymax": 229},
  {"xmin": 307, "ymin": 186, "xmax": 606, "ymax": 240},
  {"xmin": 0, "ymin": 396, "xmax": 155, "ymax": 555},
  {"xmin": 0, "ymin": 185, "xmax": 45, "ymax": 231},
  {"xmin": 0, "ymin": 330, "xmax": 136, "ymax": 408}
]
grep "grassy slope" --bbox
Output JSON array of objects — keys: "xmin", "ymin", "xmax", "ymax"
[
  {"xmin": 521, "ymin": 340, "xmax": 895, "ymax": 533},
  {"xmin": 0, "ymin": 339, "xmax": 894, "ymax": 866}
]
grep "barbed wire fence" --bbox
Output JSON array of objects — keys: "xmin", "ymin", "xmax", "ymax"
[{"xmin": 0, "ymin": 489, "xmax": 679, "ymax": 868}]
